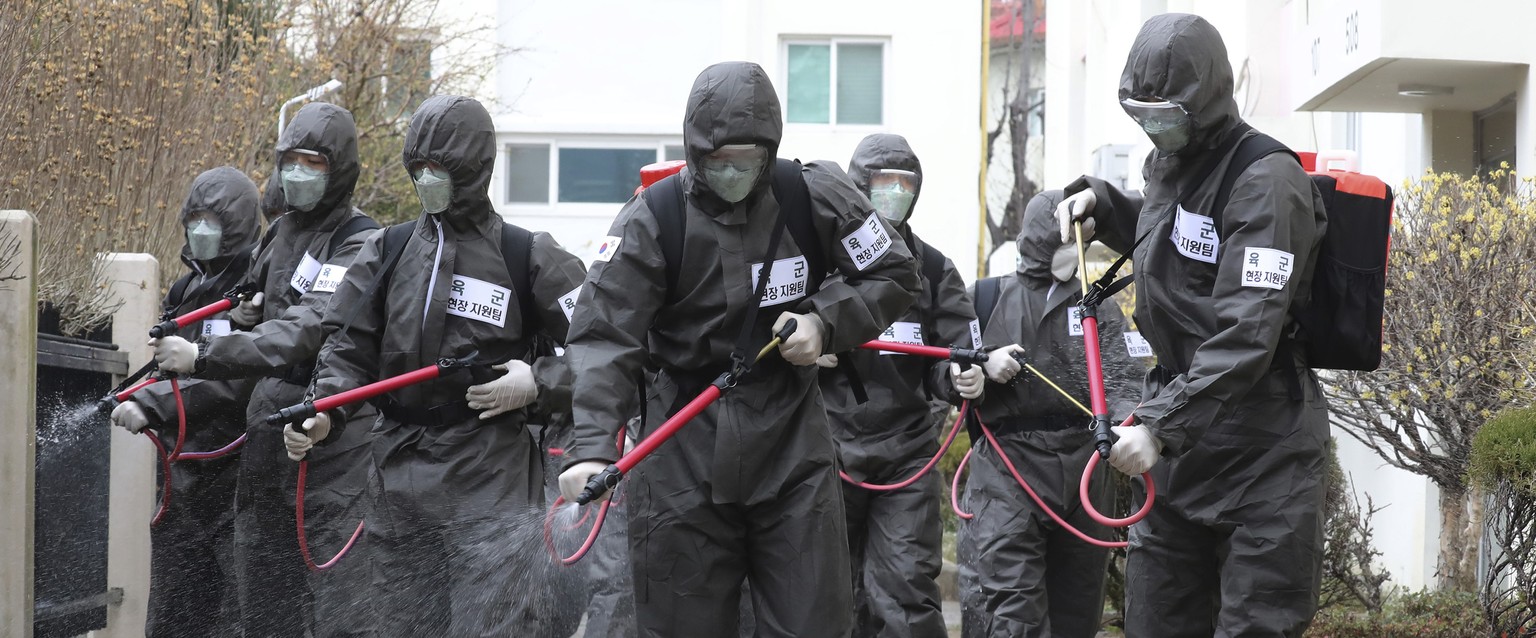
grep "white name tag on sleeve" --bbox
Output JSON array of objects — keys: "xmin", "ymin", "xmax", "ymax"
[
  {"xmin": 447, "ymin": 274, "xmax": 512, "ymax": 328},
  {"xmin": 878, "ymin": 321, "xmax": 925, "ymax": 355},
  {"xmin": 1241, "ymin": 247, "xmax": 1294, "ymax": 290},
  {"xmin": 312, "ymin": 264, "xmax": 348, "ymax": 294},
  {"xmin": 201, "ymin": 319, "xmax": 232, "ymax": 337},
  {"xmin": 1124, "ymin": 331, "xmax": 1154, "ymax": 358},
  {"xmin": 1068, "ymin": 306, "xmax": 1085, "ymax": 337},
  {"xmin": 1171, "ymin": 205, "xmax": 1220, "ymax": 264},
  {"xmin": 558, "ymin": 285, "xmax": 582, "ymax": 322},
  {"xmin": 593, "ymin": 236, "xmax": 622, "ymax": 263},
  {"xmin": 841, "ymin": 216, "xmax": 893, "ymax": 272},
  {"xmin": 290, "ymin": 252, "xmax": 322, "ymax": 294},
  {"xmin": 969, "ymin": 319, "xmax": 983, "ymax": 349},
  {"xmin": 750, "ymin": 256, "xmax": 811, "ymax": 307}
]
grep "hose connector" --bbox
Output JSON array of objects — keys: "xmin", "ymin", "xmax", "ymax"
[
  {"xmin": 576, "ymin": 464, "xmax": 624, "ymax": 505},
  {"xmin": 1091, "ymin": 414, "xmax": 1116, "ymax": 460},
  {"xmin": 267, "ymin": 401, "xmax": 318, "ymax": 427},
  {"xmin": 95, "ymin": 395, "xmax": 120, "ymax": 416},
  {"xmin": 950, "ymin": 347, "xmax": 989, "ymax": 368},
  {"xmin": 147, "ymin": 318, "xmax": 179, "ymax": 340}
]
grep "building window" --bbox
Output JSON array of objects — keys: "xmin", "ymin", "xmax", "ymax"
[
  {"xmin": 385, "ymin": 37, "xmax": 433, "ymax": 112},
  {"xmin": 664, "ymin": 145, "xmax": 687, "ymax": 161},
  {"xmin": 785, "ymin": 40, "xmax": 885, "ymax": 125},
  {"xmin": 558, "ymin": 148, "xmax": 657, "ymax": 203},
  {"xmin": 505, "ymin": 144, "xmax": 551, "ymax": 204}
]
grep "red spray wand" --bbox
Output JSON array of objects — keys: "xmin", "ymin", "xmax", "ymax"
[
  {"xmin": 265, "ymin": 351, "xmax": 496, "ymax": 427},
  {"xmin": 575, "ymin": 319, "xmax": 797, "ymax": 505}
]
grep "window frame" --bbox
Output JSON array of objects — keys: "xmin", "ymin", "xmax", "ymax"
[
  {"xmin": 780, "ymin": 36, "xmax": 890, "ymax": 129},
  {"xmin": 500, "ymin": 137, "xmax": 683, "ymax": 216}
]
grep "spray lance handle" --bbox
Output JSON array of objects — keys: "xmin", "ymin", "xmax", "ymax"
[
  {"xmin": 148, "ymin": 283, "xmax": 261, "ymax": 339},
  {"xmin": 952, "ymin": 347, "xmax": 988, "ymax": 371},
  {"xmin": 576, "ymin": 464, "xmax": 624, "ymax": 506}
]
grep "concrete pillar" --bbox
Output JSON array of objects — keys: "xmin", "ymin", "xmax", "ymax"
[
  {"xmin": 1518, "ymin": 65, "xmax": 1536, "ymax": 177},
  {"xmin": 1, "ymin": 211, "xmax": 38, "ymax": 638},
  {"xmin": 92, "ymin": 253, "xmax": 159, "ymax": 638},
  {"xmin": 1428, "ymin": 108, "xmax": 1476, "ymax": 175}
]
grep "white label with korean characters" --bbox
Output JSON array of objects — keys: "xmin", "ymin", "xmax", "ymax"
[
  {"xmin": 289, "ymin": 252, "xmax": 322, "ymax": 294},
  {"xmin": 558, "ymin": 284, "xmax": 582, "ymax": 322},
  {"xmin": 969, "ymin": 319, "xmax": 983, "ymax": 349},
  {"xmin": 1067, "ymin": 306, "xmax": 1085, "ymax": 337},
  {"xmin": 593, "ymin": 236, "xmax": 622, "ymax": 263},
  {"xmin": 749, "ymin": 256, "xmax": 810, "ymax": 307},
  {"xmin": 1124, "ymin": 331, "xmax": 1154, "ymax": 358},
  {"xmin": 1170, "ymin": 205, "xmax": 1219, "ymax": 264},
  {"xmin": 841, "ymin": 216, "xmax": 893, "ymax": 271},
  {"xmin": 201, "ymin": 319, "xmax": 231, "ymax": 337},
  {"xmin": 878, "ymin": 321, "xmax": 925, "ymax": 355},
  {"xmin": 1241, "ymin": 247, "xmax": 1294, "ymax": 291},
  {"xmin": 312, "ymin": 264, "xmax": 347, "ymax": 293},
  {"xmin": 447, "ymin": 274, "xmax": 512, "ymax": 328}
]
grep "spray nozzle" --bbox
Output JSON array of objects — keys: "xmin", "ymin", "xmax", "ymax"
[
  {"xmin": 1092, "ymin": 415, "xmax": 1117, "ymax": 460},
  {"xmin": 576, "ymin": 464, "xmax": 624, "ymax": 505}
]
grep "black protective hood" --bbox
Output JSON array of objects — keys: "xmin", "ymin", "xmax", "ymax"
[
  {"xmin": 259, "ymin": 170, "xmax": 286, "ymax": 222},
  {"xmin": 1016, "ymin": 189, "xmax": 1065, "ymax": 281},
  {"xmin": 274, "ymin": 102, "xmax": 360, "ymax": 223},
  {"xmin": 848, "ymin": 133, "xmax": 924, "ymax": 226},
  {"xmin": 178, "ymin": 166, "xmax": 260, "ymax": 263},
  {"xmin": 682, "ymin": 62, "xmax": 783, "ymax": 212},
  {"xmin": 402, "ymin": 95, "xmax": 498, "ymax": 232},
  {"xmin": 1119, "ymin": 13, "xmax": 1243, "ymax": 156}
]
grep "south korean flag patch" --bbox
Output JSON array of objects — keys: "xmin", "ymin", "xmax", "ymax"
[{"xmin": 593, "ymin": 236, "xmax": 623, "ymax": 263}]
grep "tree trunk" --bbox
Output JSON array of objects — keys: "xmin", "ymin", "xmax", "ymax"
[{"xmin": 1437, "ymin": 484, "xmax": 1479, "ymax": 592}]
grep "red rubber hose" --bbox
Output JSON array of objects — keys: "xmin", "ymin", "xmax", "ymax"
[
  {"xmin": 296, "ymin": 459, "xmax": 365, "ymax": 572},
  {"xmin": 951, "ymin": 448, "xmax": 974, "ymax": 520},
  {"xmin": 839, "ymin": 400, "xmax": 972, "ymax": 491}
]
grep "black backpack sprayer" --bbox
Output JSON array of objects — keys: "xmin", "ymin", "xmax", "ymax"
[
  {"xmin": 544, "ymin": 320, "xmax": 799, "ymax": 565},
  {"xmin": 94, "ymin": 283, "xmax": 259, "ymax": 526},
  {"xmin": 952, "ymin": 216, "xmax": 1156, "ymax": 548},
  {"xmin": 266, "ymin": 352, "xmax": 500, "ymax": 571}
]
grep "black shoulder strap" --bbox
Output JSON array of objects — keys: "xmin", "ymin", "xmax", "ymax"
[
  {"xmin": 974, "ymin": 276, "xmax": 1001, "ymax": 336},
  {"xmin": 920, "ymin": 240, "xmax": 946, "ymax": 309},
  {"xmin": 258, "ymin": 215, "xmax": 283, "ymax": 254},
  {"xmin": 771, "ymin": 158, "xmax": 825, "ymax": 289},
  {"xmin": 644, "ymin": 174, "xmax": 688, "ymax": 300},
  {"xmin": 331, "ymin": 221, "xmax": 416, "ymax": 343},
  {"xmin": 500, "ymin": 222, "xmax": 540, "ymax": 338},
  {"xmin": 1211, "ymin": 133, "xmax": 1298, "ymax": 220},
  {"xmin": 328, "ymin": 214, "xmax": 382, "ymax": 258},
  {"xmin": 166, "ymin": 272, "xmax": 196, "ymax": 311}
]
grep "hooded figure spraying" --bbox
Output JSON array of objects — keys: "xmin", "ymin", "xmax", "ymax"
[
  {"xmin": 817, "ymin": 133, "xmax": 987, "ymax": 638},
  {"xmin": 147, "ymin": 102, "xmax": 382, "ymax": 638},
  {"xmin": 954, "ymin": 190, "xmax": 1144, "ymax": 638},
  {"xmin": 558, "ymin": 62, "xmax": 921, "ymax": 638},
  {"xmin": 295, "ymin": 95, "xmax": 589, "ymax": 634},
  {"xmin": 112, "ymin": 167, "xmax": 260, "ymax": 637},
  {"xmin": 1057, "ymin": 14, "xmax": 1330, "ymax": 636}
]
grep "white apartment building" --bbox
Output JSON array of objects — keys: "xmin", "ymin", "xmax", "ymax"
[{"xmin": 471, "ymin": 0, "xmax": 984, "ymax": 274}]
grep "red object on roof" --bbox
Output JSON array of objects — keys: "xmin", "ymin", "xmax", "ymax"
[{"xmin": 991, "ymin": 0, "xmax": 1046, "ymax": 42}]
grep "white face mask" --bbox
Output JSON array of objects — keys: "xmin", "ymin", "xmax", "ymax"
[
  {"xmin": 700, "ymin": 144, "xmax": 769, "ymax": 203},
  {"xmin": 1050, "ymin": 243, "xmax": 1078, "ymax": 282},
  {"xmin": 280, "ymin": 162, "xmax": 328, "ymax": 212},
  {"xmin": 186, "ymin": 219, "xmax": 222, "ymax": 261},
  {"xmin": 412, "ymin": 165, "xmax": 453, "ymax": 215},
  {"xmin": 866, "ymin": 168, "xmax": 919, "ymax": 224}
]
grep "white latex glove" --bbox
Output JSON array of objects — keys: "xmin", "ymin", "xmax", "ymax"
[
  {"xmin": 284, "ymin": 412, "xmax": 332, "ymax": 462},
  {"xmin": 774, "ymin": 312, "xmax": 825, "ymax": 367},
  {"xmin": 1056, "ymin": 189, "xmax": 1098, "ymax": 244},
  {"xmin": 950, "ymin": 362, "xmax": 985, "ymax": 400},
  {"xmin": 983, "ymin": 344, "xmax": 1026, "ymax": 384},
  {"xmin": 110, "ymin": 401, "xmax": 149, "ymax": 434},
  {"xmin": 149, "ymin": 335, "xmax": 198, "ymax": 375},
  {"xmin": 465, "ymin": 360, "xmax": 538, "ymax": 420},
  {"xmin": 231, "ymin": 292, "xmax": 264, "ymax": 327},
  {"xmin": 1108, "ymin": 424, "xmax": 1164, "ymax": 476},
  {"xmin": 559, "ymin": 461, "xmax": 612, "ymax": 504},
  {"xmin": 815, "ymin": 353, "xmax": 839, "ymax": 368}
]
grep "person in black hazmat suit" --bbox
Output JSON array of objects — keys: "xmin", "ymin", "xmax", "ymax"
[
  {"xmin": 952, "ymin": 190, "xmax": 1145, "ymax": 637},
  {"xmin": 1057, "ymin": 13, "xmax": 1330, "ymax": 637},
  {"xmin": 289, "ymin": 95, "xmax": 589, "ymax": 634},
  {"xmin": 557, "ymin": 61, "xmax": 922, "ymax": 638},
  {"xmin": 149, "ymin": 102, "xmax": 382, "ymax": 638},
  {"xmin": 110, "ymin": 167, "xmax": 260, "ymax": 637},
  {"xmin": 816, "ymin": 133, "xmax": 1016, "ymax": 638}
]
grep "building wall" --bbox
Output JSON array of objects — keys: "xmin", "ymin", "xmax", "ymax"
[{"xmin": 487, "ymin": 0, "xmax": 983, "ymax": 274}]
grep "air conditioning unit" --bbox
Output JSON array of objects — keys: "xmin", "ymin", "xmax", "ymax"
[{"xmin": 1091, "ymin": 144, "xmax": 1135, "ymax": 190}]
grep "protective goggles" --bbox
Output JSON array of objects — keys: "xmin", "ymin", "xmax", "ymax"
[
  {"xmin": 700, "ymin": 144, "xmax": 770, "ymax": 172},
  {"xmin": 868, "ymin": 169, "xmax": 919, "ymax": 194},
  {"xmin": 1120, "ymin": 97, "xmax": 1191, "ymax": 133}
]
